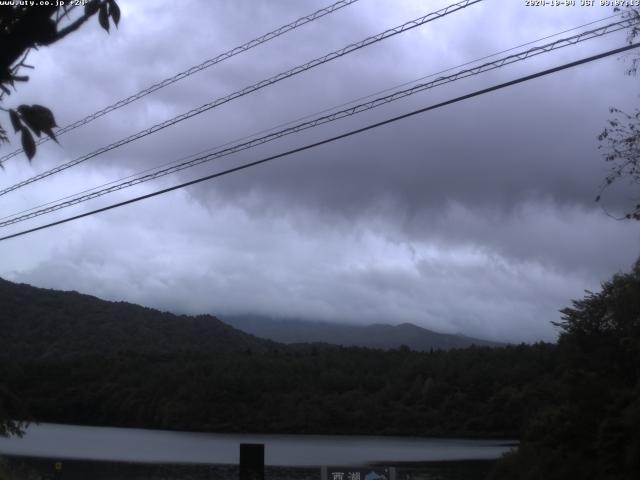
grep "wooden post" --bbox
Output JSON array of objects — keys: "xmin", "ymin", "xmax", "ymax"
[{"xmin": 239, "ymin": 443, "xmax": 264, "ymax": 480}]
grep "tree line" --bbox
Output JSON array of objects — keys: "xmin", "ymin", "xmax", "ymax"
[{"xmin": 0, "ymin": 343, "xmax": 557, "ymax": 439}]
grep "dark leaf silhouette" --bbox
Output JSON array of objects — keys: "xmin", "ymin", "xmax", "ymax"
[
  {"xmin": 85, "ymin": 0, "xmax": 101, "ymax": 16},
  {"xmin": 17, "ymin": 105, "xmax": 42, "ymax": 137},
  {"xmin": 108, "ymin": 0, "xmax": 121, "ymax": 27},
  {"xmin": 98, "ymin": 3, "xmax": 110, "ymax": 32},
  {"xmin": 16, "ymin": 105, "xmax": 58, "ymax": 142},
  {"xmin": 9, "ymin": 109, "xmax": 22, "ymax": 132},
  {"xmin": 21, "ymin": 129, "xmax": 36, "ymax": 161},
  {"xmin": 29, "ymin": 104, "xmax": 57, "ymax": 128},
  {"xmin": 29, "ymin": 105, "xmax": 57, "ymax": 142}
]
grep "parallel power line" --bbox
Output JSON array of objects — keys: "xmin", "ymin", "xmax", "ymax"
[
  {"xmin": 0, "ymin": 17, "xmax": 635, "ymax": 228},
  {"xmin": 4, "ymin": 14, "xmax": 625, "ymax": 225},
  {"xmin": 1, "ymin": 42, "xmax": 638, "ymax": 243},
  {"xmin": 0, "ymin": 0, "xmax": 482, "ymax": 198},
  {"xmin": 0, "ymin": 0, "xmax": 361, "ymax": 165}
]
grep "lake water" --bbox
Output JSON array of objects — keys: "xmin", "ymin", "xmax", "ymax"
[{"xmin": 0, "ymin": 423, "xmax": 515, "ymax": 466}]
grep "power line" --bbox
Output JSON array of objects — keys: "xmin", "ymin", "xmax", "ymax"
[
  {"xmin": 3, "ymin": 11, "xmax": 622, "ymax": 211},
  {"xmin": 1, "ymin": 16, "xmax": 635, "ymax": 228},
  {"xmin": 0, "ymin": 0, "xmax": 361, "ymax": 165},
  {"xmin": 1, "ymin": 42, "xmax": 637, "ymax": 244},
  {"xmin": 0, "ymin": 0, "xmax": 482, "ymax": 198},
  {"xmin": 5, "ymin": 10, "xmax": 622, "ymax": 225},
  {"xmin": 5, "ymin": 13, "xmax": 625, "ymax": 222},
  {"xmin": 3, "ymin": 12, "xmax": 623, "ymax": 226}
]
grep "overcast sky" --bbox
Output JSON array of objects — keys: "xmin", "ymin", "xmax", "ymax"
[{"xmin": 1, "ymin": 0, "xmax": 639, "ymax": 342}]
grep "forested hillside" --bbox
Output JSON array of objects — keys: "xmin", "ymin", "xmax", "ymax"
[{"xmin": 0, "ymin": 278, "xmax": 278, "ymax": 359}]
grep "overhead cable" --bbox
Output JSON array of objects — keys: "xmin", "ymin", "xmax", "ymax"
[
  {"xmin": 0, "ymin": 0, "xmax": 482, "ymax": 198},
  {"xmin": 0, "ymin": 0, "xmax": 361, "ymax": 165},
  {"xmin": 0, "ymin": 17, "xmax": 635, "ymax": 228},
  {"xmin": 1, "ymin": 42, "xmax": 637, "ymax": 243},
  {"xmin": 5, "ymin": 10, "xmax": 624, "ymax": 224}
]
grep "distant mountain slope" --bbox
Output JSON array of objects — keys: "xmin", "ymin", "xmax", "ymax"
[
  {"xmin": 0, "ymin": 278, "xmax": 279, "ymax": 360},
  {"xmin": 222, "ymin": 315, "xmax": 502, "ymax": 351}
]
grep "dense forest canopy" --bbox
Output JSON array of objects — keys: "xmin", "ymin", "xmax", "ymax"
[{"xmin": 0, "ymin": 344, "xmax": 556, "ymax": 439}]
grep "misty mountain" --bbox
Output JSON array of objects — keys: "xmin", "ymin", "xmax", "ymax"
[
  {"xmin": 222, "ymin": 315, "xmax": 502, "ymax": 351},
  {"xmin": 0, "ymin": 278, "xmax": 279, "ymax": 360},
  {"xmin": 0, "ymin": 277, "xmax": 499, "ymax": 362}
]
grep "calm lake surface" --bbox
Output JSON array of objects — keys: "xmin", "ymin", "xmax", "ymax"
[{"xmin": 0, "ymin": 423, "xmax": 515, "ymax": 466}]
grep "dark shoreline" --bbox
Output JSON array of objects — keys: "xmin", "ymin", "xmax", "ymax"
[{"xmin": 1, "ymin": 455, "xmax": 497, "ymax": 480}]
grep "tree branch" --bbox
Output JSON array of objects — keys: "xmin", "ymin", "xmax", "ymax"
[{"xmin": 53, "ymin": 5, "xmax": 101, "ymax": 42}]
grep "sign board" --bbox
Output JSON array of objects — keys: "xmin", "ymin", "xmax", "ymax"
[{"xmin": 322, "ymin": 466, "xmax": 396, "ymax": 480}]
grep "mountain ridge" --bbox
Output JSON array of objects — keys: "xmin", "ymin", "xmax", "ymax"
[
  {"xmin": 0, "ymin": 278, "xmax": 501, "ymax": 360},
  {"xmin": 222, "ymin": 315, "xmax": 502, "ymax": 351}
]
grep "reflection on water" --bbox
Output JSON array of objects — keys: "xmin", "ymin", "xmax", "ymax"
[{"xmin": 0, "ymin": 423, "xmax": 515, "ymax": 466}]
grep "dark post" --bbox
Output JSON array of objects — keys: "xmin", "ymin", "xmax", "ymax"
[{"xmin": 239, "ymin": 443, "xmax": 264, "ymax": 480}]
